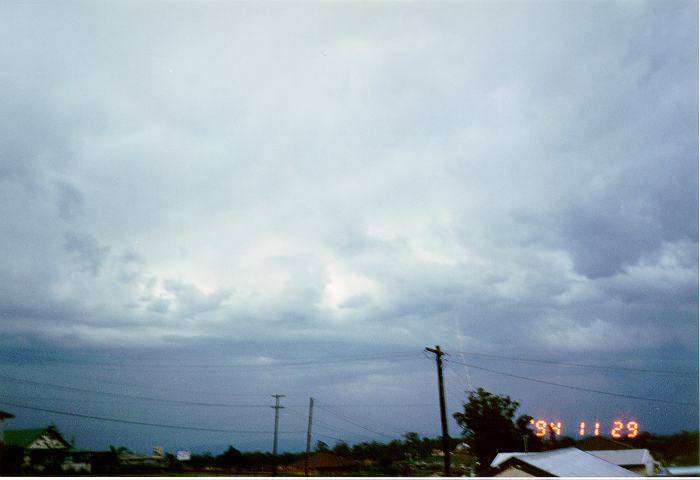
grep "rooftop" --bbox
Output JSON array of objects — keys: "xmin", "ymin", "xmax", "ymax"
[{"xmin": 491, "ymin": 447, "xmax": 640, "ymax": 477}]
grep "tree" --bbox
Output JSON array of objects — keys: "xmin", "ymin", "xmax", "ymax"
[
  {"xmin": 314, "ymin": 440, "xmax": 329, "ymax": 453},
  {"xmin": 216, "ymin": 445, "xmax": 242, "ymax": 469},
  {"xmin": 332, "ymin": 441, "xmax": 351, "ymax": 457},
  {"xmin": 453, "ymin": 388, "xmax": 533, "ymax": 472},
  {"xmin": 402, "ymin": 432, "xmax": 422, "ymax": 458}
]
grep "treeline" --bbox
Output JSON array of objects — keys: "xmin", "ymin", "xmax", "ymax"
[
  {"xmin": 175, "ymin": 430, "xmax": 700, "ymax": 475},
  {"xmin": 625, "ymin": 431, "xmax": 699, "ymax": 466},
  {"xmin": 183, "ymin": 433, "xmax": 452, "ymax": 475}
]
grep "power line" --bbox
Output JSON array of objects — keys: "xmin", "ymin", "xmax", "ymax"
[
  {"xmin": 0, "ymin": 394, "xmax": 141, "ymax": 405},
  {"xmin": 317, "ymin": 402, "xmax": 424, "ymax": 437},
  {"xmin": 0, "ymin": 374, "xmax": 270, "ymax": 408},
  {"xmin": 314, "ymin": 432, "xmax": 346, "ymax": 443},
  {"xmin": 444, "ymin": 349, "xmax": 697, "ymax": 377},
  {"xmin": 282, "ymin": 406, "xmax": 378, "ymax": 442},
  {"xmin": 0, "ymin": 399, "xmax": 303, "ymax": 434},
  {"xmin": 315, "ymin": 404, "xmax": 397, "ymax": 440},
  {"xmin": 443, "ymin": 358, "xmax": 699, "ymax": 407},
  {"xmin": 42, "ymin": 372, "xmax": 270, "ymax": 397},
  {"xmin": 11, "ymin": 352, "xmax": 422, "ymax": 370},
  {"xmin": 315, "ymin": 404, "xmax": 436, "ymax": 407}
]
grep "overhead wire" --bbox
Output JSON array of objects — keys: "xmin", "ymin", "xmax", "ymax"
[
  {"xmin": 443, "ymin": 358, "xmax": 699, "ymax": 407},
  {"xmin": 317, "ymin": 401, "xmax": 428, "ymax": 438},
  {"xmin": 442, "ymin": 360, "xmax": 468, "ymax": 392},
  {"xmin": 314, "ymin": 432, "xmax": 347, "ymax": 443},
  {"xmin": 0, "ymin": 374, "xmax": 271, "ymax": 408},
  {"xmin": 4, "ymin": 344, "xmax": 696, "ymax": 444},
  {"xmin": 303, "ymin": 402, "xmax": 435, "ymax": 407},
  {"xmin": 315, "ymin": 404, "xmax": 398, "ymax": 440},
  {"xmin": 11, "ymin": 352, "xmax": 422, "ymax": 370},
  {"xmin": 443, "ymin": 349, "xmax": 697, "ymax": 377},
  {"xmin": 282, "ymin": 405, "xmax": 378, "ymax": 442},
  {"xmin": 38, "ymin": 372, "xmax": 270, "ymax": 397},
  {"xmin": 0, "ymin": 399, "xmax": 303, "ymax": 435},
  {"xmin": 278, "ymin": 405, "xmax": 347, "ymax": 444}
]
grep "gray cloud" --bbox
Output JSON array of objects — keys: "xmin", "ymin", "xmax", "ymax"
[
  {"xmin": 0, "ymin": 0, "xmax": 696, "ymax": 453},
  {"xmin": 63, "ymin": 231, "xmax": 110, "ymax": 276},
  {"xmin": 55, "ymin": 181, "xmax": 83, "ymax": 220}
]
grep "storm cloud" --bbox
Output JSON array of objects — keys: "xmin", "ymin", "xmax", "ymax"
[{"xmin": 0, "ymin": 0, "xmax": 696, "ymax": 453}]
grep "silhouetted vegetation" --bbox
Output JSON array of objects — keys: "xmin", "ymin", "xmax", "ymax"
[
  {"xmin": 626, "ymin": 430, "xmax": 699, "ymax": 466},
  {"xmin": 453, "ymin": 387, "xmax": 541, "ymax": 473},
  {"xmin": 0, "ymin": 444, "xmax": 24, "ymax": 475}
]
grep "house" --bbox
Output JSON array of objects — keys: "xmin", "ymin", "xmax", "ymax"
[
  {"xmin": 61, "ymin": 449, "xmax": 93, "ymax": 474},
  {"xmin": 490, "ymin": 447, "xmax": 640, "ymax": 477},
  {"xmin": 587, "ymin": 448, "xmax": 658, "ymax": 476},
  {"xmin": 3, "ymin": 425, "xmax": 72, "ymax": 473}
]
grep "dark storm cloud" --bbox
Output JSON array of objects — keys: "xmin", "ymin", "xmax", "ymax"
[{"xmin": 0, "ymin": 0, "xmax": 696, "ymax": 453}]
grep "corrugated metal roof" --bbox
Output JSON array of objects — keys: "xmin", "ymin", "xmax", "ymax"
[
  {"xmin": 491, "ymin": 448, "xmax": 640, "ymax": 477},
  {"xmin": 662, "ymin": 465, "xmax": 700, "ymax": 476},
  {"xmin": 587, "ymin": 448, "xmax": 654, "ymax": 466}
]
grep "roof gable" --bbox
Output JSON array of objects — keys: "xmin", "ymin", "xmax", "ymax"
[{"xmin": 492, "ymin": 448, "xmax": 640, "ymax": 477}]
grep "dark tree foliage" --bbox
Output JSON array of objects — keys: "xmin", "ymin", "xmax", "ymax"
[
  {"xmin": 238, "ymin": 450, "xmax": 273, "ymax": 470},
  {"xmin": 626, "ymin": 431, "xmax": 699, "ymax": 466},
  {"xmin": 215, "ymin": 445, "xmax": 242, "ymax": 469},
  {"xmin": 453, "ymin": 388, "xmax": 535, "ymax": 471},
  {"xmin": 314, "ymin": 440, "xmax": 329, "ymax": 452},
  {"xmin": 188, "ymin": 451, "xmax": 214, "ymax": 469},
  {"xmin": 332, "ymin": 440, "xmax": 352, "ymax": 457},
  {"xmin": 0, "ymin": 444, "xmax": 24, "ymax": 475},
  {"xmin": 403, "ymin": 432, "xmax": 434, "ymax": 458}
]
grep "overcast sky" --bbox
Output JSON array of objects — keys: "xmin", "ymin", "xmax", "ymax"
[{"xmin": 0, "ymin": 0, "xmax": 697, "ymax": 455}]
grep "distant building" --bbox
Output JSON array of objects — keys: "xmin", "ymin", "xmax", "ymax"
[
  {"xmin": 490, "ymin": 447, "xmax": 640, "ymax": 477},
  {"xmin": 116, "ymin": 449, "xmax": 167, "ymax": 468},
  {"xmin": 3, "ymin": 426, "xmax": 72, "ymax": 473}
]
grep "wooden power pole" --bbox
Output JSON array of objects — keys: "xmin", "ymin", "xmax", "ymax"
[
  {"xmin": 304, "ymin": 397, "xmax": 314, "ymax": 476},
  {"xmin": 426, "ymin": 345, "xmax": 451, "ymax": 477},
  {"xmin": 271, "ymin": 394, "xmax": 285, "ymax": 475}
]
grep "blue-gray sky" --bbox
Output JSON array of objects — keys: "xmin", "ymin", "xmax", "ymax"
[{"xmin": 0, "ymin": 0, "xmax": 697, "ymax": 455}]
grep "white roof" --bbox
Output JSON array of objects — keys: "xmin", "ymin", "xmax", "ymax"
[
  {"xmin": 491, "ymin": 448, "xmax": 640, "ymax": 477},
  {"xmin": 586, "ymin": 448, "xmax": 654, "ymax": 466},
  {"xmin": 664, "ymin": 465, "xmax": 700, "ymax": 476}
]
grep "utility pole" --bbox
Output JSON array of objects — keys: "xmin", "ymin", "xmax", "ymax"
[
  {"xmin": 304, "ymin": 397, "xmax": 314, "ymax": 476},
  {"xmin": 426, "ymin": 345, "xmax": 451, "ymax": 477},
  {"xmin": 271, "ymin": 394, "xmax": 285, "ymax": 475}
]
